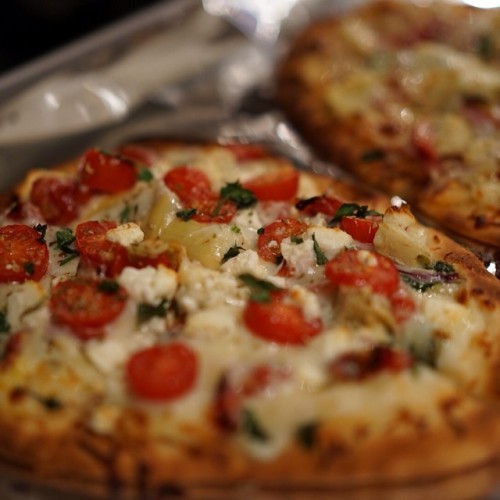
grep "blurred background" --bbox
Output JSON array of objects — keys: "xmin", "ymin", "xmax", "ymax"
[{"xmin": 0, "ymin": 0, "xmax": 165, "ymax": 75}]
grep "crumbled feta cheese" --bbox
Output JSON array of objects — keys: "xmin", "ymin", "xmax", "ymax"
[
  {"xmin": 177, "ymin": 260, "xmax": 247, "ymax": 313},
  {"xmin": 288, "ymin": 285, "xmax": 322, "ymax": 322},
  {"xmin": 280, "ymin": 227, "xmax": 353, "ymax": 278},
  {"xmin": 306, "ymin": 227, "xmax": 353, "ymax": 259},
  {"xmin": 118, "ymin": 266, "xmax": 177, "ymax": 305},
  {"xmin": 106, "ymin": 222, "xmax": 144, "ymax": 247},
  {"xmin": 6, "ymin": 281, "xmax": 46, "ymax": 331},
  {"xmin": 221, "ymin": 249, "xmax": 286, "ymax": 287}
]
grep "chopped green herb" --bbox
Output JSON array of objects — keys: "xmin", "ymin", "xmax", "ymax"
[
  {"xmin": 34, "ymin": 224, "xmax": 47, "ymax": 244},
  {"xmin": 476, "ymin": 34, "xmax": 493, "ymax": 60},
  {"xmin": 239, "ymin": 273, "xmax": 281, "ymax": 303},
  {"xmin": 401, "ymin": 275, "xmax": 435, "ymax": 292},
  {"xmin": 97, "ymin": 280, "xmax": 120, "ymax": 294},
  {"xmin": 0, "ymin": 311, "xmax": 10, "ymax": 334},
  {"xmin": 312, "ymin": 233, "xmax": 328, "ymax": 265},
  {"xmin": 329, "ymin": 203, "xmax": 380, "ymax": 225},
  {"xmin": 137, "ymin": 300, "xmax": 168, "ymax": 324},
  {"xmin": 231, "ymin": 225, "xmax": 241, "ymax": 234},
  {"xmin": 211, "ymin": 198, "xmax": 224, "ymax": 217},
  {"xmin": 360, "ymin": 149, "xmax": 384, "ymax": 162},
  {"xmin": 23, "ymin": 262, "xmax": 34, "ymax": 276},
  {"xmin": 119, "ymin": 204, "xmax": 132, "ymax": 224},
  {"xmin": 137, "ymin": 168, "xmax": 154, "ymax": 182},
  {"xmin": 241, "ymin": 408, "xmax": 268, "ymax": 442},
  {"xmin": 291, "ymin": 235, "xmax": 304, "ymax": 244},
  {"xmin": 220, "ymin": 181, "xmax": 256, "ymax": 209},
  {"xmin": 257, "ymin": 227, "xmax": 265, "ymax": 235},
  {"xmin": 176, "ymin": 208, "xmax": 197, "ymax": 221},
  {"xmin": 55, "ymin": 228, "xmax": 77, "ymax": 252},
  {"xmin": 54, "ymin": 228, "xmax": 79, "ymax": 265},
  {"xmin": 296, "ymin": 422, "xmax": 318, "ymax": 449},
  {"xmin": 221, "ymin": 244, "xmax": 245, "ymax": 264},
  {"xmin": 433, "ymin": 261, "xmax": 455, "ymax": 274}
]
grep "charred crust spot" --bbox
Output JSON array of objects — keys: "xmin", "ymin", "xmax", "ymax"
[
  {"xmin": 456, "ymin": 289, "xmax": 469, "ymax": 305},
  {"xmin": 316, "ymin": 441, "xmax": 349, "ymax": 470},
  {"xmin": 440, "ymin": 397, "xmax": 467, "ymax": 437},
  {"xmin": 379, "ymin": 123, "xmax": 400, "ymax": 137},
  {"xmin": 396, "ymin": 408, "xmax": 429, "ymax": 435},
  {"xmin": 474, "ymin": 215, "xmax": 487, "ymax": 229},
  {"xmin": 8, "ymin": 386, "xmax": 27, "ymax": 404},
  {"xmin": 157, "ymin": 483, "xmax": 184, "ymax": 497}
]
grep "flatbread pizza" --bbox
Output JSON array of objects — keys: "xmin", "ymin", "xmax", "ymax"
[
  {"xmin": 276, "ymin": 0, "xmax": 500, "ymax": 249},
  {"xmin": 0, "ymin": 140, "xmax": 499, "ymax": 497}
]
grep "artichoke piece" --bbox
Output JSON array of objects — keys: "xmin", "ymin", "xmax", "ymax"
[{"xmin": 158, "ymin": 218, "xmax": 246, "ymax": 270}]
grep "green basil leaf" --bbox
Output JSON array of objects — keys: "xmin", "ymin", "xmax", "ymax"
[
  {"xmin": 220, "ymin": 181, "xmax": 257, "ymax": 209},
  {"xmin": 242, "ymin": 408, "xmax": 269, "ymax": 442}
]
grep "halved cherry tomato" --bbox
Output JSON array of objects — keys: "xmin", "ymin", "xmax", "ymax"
[
  {"xmin": 328, "ymin": 346, "xmax": 413, "ymax": 381},
  {"xmin": 340, "ymin": 216, "xmax": 379, "ymax": 243},
  {"xmin": 0, "ymin": 225, "xmax": 48, "ymax": 283},
  {"xmin": 243, "ymin": 166, "xmax": 299, "ymax": 201},
  {"xmin": 127, "ymin": 252, "xmax": 172, "ymax": 270},
  {"xmin": 50, "ymin": 278, "xmax": 127, "ymax": 338},
  {"xmin": 116, "ymin": 144, "xmax": 158, "ymax": 166},
  {"xmin": 243, "ymin": 291, "xmax": 322, "ymax": 345},
  {"xmin": 79, "ymin": 148, "xmax": 137, "ymax": 194},
  {"xmin": 257, "ymin": 218, "xmax": 307, "ymax": 263},
  {"xmin": 29, "ymin": 176, "xmax": 80, "ymax": 225},
  {"xmin": 295, "ymin": 195, "xmax": 343, "ymax": 217},
  {"xmin": 126, "ymin": 343, "xmax": 198, "ymax": 401},
  {"xmin": 325, "ymin": 249, "xmax": 399, "ymax": 296},
  {"xmin": 225, "ymin": 143, "xmax": 268, "ymax": 161},
  {"xmin": 191, "ymin": 196, "xmax": 238, "ymax": 224},
  {"xmin": 389, "ymin": 286, "xmax": 416, "ymax": 324},
  {"xmin": 163, "ymin": 166, "xmax": 212, "ymax": 205},
  {"xmin": 75, "ymin": 221, "xmax": 128, "ymax": 277}
]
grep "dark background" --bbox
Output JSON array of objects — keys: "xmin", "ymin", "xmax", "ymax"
[{"xmin": 0, "ymin": 0, "xmax": 165, "ymax": 75}]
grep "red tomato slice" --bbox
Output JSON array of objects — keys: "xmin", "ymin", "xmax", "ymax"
[
  {"xmin": 257, "ymin": 218, "xmax": 307, "ymax": 263},
  {"xmin": 75, "ymin": 221, "xmax": 128, "ymax": 278},
  {"xmin": 79, "ymin": 148, "xmax": 137, "ymax": 194},
  {"xmin": 0, "ymin": 225, "xmax": 48, "ymax": 283},
  {"xmin": 191, "ymin": 197, "xmax": 238, "ymax": 224},
  {"xmin": 29, "ymin": 176, "xmax": 80, "ymax": 225},
  {"xmin": 127, "ymin": 252, "xmax": 172, "ymax": 270},
  {"xmin": 126, "ymin": 343, "xmax": 198, "ymax": 401},
  {"xmin": 325, "ymin": 249, "xmax": 399, "ymax": 296},
  {"xmin": 296, "ymin": 195, "xmax": 343, "ymax": 217},
  {"xmin": 224, "ymin": 143, "xmax": 268, "ymax": 161},
  {"xmin": 163, "ymin": 166, "xmax": 212, "ymax": 205},
  {"xmin": 340, "ymin": 216, "xmax": 379, "ymax": 243},
  {"xmin": 116, "ymin": 144, "xmax": 158, "ymax": 166},
  {"xmin": 243, "ymin": 166, "xmax": 299, "ymax": 202},
  {"xmin": 50, "ymin": 278, "xmax": 127, "ymax": 336},
  {"xmin": 243, "ymin": 291, "xmax": 322, "ymax": 345}
]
